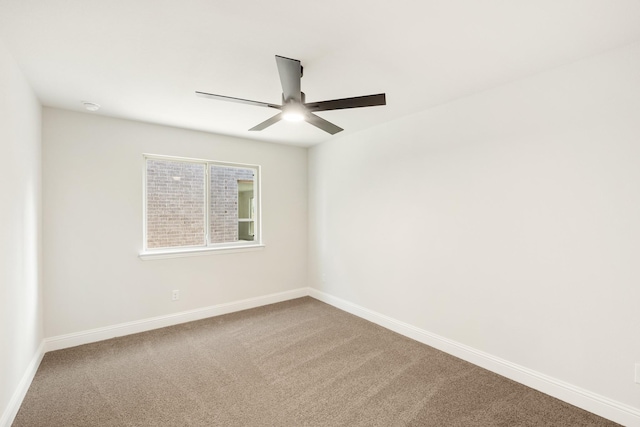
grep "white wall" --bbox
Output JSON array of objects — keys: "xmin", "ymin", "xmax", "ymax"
[
  {"xmin": 42, "ymin": 109, "xmax": 307, "ymax": 337},
  {"xmin": 309, "ymin": 41, "xmax": 640, "ymax": 415},
  {"xmin": 0, "ymin": 40, "xmax": 43, "ymax": 424}
]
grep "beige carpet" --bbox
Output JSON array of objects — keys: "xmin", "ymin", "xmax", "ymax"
[{"xmin": 13, "ymin": 297, "xmax": 619, "ymax": 426}]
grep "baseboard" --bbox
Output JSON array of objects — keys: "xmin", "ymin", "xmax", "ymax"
[
  {"xmin": 0, "ymin": 340, "xmax": 45, "ymax": 427},
  {"xmin": 309, "ymin": 288, "xmax": 640, "ymax": 427},
  {"xmin": 44, "ymin": 287, "xmax": 309, "ymax": 352}
]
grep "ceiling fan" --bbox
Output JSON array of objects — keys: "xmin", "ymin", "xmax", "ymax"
[{"xmin": 196, "ymin": 55, "xmax": 386, "ymax": 135}]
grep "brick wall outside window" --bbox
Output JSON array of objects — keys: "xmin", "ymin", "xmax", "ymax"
[
  {"xmin": 146, "ymin": 159, "xmax": 205, "ymax": 249},
  {"xmin": 209, "ymin": 166, "xmax": 254, "ymax": 244},
  {"xmin": 145, "ymin": 157, "xmax": 257, "ymax": 250}
]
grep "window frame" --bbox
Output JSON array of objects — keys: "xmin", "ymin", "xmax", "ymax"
[{"xmin": 140, "ymin": 154, "xmax": 263, "ymax": 260}]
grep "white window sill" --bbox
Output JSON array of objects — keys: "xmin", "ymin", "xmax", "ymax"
[{"xmin": 139, "ymin": 244, "xmax": 265, "ymax": 260}]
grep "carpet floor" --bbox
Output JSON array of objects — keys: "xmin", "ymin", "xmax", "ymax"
[{"xmin": 13, "ymin": 297, "xmax": 620, "ymax": 426}]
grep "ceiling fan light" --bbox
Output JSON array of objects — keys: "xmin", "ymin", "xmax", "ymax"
[
  {"xmin": 282, "ymin": 111, "xmax": 305, "ymax": 122},
  {"xmin": 282, "ymin": 103, "xmax": 305, "ymax": 122}
]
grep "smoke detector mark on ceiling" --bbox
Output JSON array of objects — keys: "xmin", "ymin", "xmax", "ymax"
[{"xmin": 82, "ymin": 101, "xmax": 100, "ymax": 112}]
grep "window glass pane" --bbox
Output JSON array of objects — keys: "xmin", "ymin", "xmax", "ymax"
[
  {"xmin": 209, "ymin": 165, "xmax": 255, "ymax": 244},
  {"xmin": 146, "ymin": 159, "xmax": 206, "ymax": 249}
]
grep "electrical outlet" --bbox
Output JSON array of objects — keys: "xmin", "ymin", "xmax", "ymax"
[
  {"xmin": 635, "ymin": 363, "xmax": 640, "ymax": 384},
  {"xmin": 172, "ymin": 290, "xmax": 180, "ymax": 301}
]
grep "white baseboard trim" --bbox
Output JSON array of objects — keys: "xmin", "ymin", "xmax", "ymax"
[
  {"xmin": 309, "ymin": 288, "xmax": 640, "ymax": 427},
  {"xmin": 44, "ymin": 287, "xmax": 308, "ymax": 352},
  {"xmin": 0, "ymin": 341, "xmax": 45, "ymax": 427}
]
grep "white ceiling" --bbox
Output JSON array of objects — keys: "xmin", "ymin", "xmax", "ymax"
[{"xmin": 1, "ymin": 0, "xmax": 640, "ymax": 147}]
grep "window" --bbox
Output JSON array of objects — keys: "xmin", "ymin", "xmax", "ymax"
[{"xmin": 142, "ymin": 154, "xmax": 261, "ymax": 257}]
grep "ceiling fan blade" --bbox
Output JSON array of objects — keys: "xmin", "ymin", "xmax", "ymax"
[
  {"xmin": 275, "ymin": 55, "xmax": 302, "ymax": 103},
  {"xmin": 305, "ymin": 113, "xmax": 343, "ymax": 135},
  {"xmin": 305, "ymin": 93, "xmax": 386, "ymax": 112},
  {"xmin": 249, "ymin": 112, "xmax": 284, "ymax": 131},
  {"xmin": 196, "ymin": 91, "xmax": 281, "ymax": 109}
]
